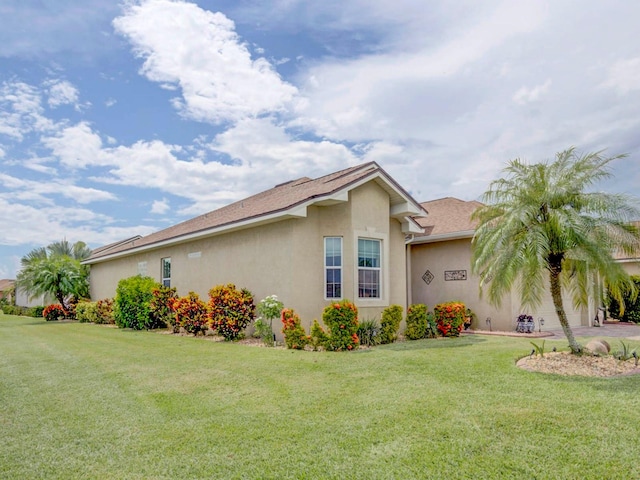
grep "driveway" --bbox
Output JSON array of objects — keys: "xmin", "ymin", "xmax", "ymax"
[{"xmin": 548, "ymin": 323, "xmax": 640, "ymax": 340}]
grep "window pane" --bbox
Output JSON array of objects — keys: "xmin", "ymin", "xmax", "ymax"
[
  {"xmin": 325, "ymin": 237, "xmax": 342, "ymax": 298},
  {"xmin": 162, "ymin": 258, "xmax": 171, "ymax": 278},
  {"xmin": 358, "ymin": 239, "xmax": 380, "ymax": 268}
]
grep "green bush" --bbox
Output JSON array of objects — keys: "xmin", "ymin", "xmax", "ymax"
[
  {"xmin": 281, "ymin": 308, "xmax": 308, "ymax": 350},
  {"xmin": 114, "ymin": 276, "xmax": 160, "ymax": 330},
  {"xmin": 2, "ymin": 305, "xmax": 30, "ymax": 316},
  {"xmin": 310, "ymin": 319, "xmax": 328, "ymax": 350},
  {"xmin": 405, "ymin": 304, "xmax": 429, "ymax": 340},
  {"xmin": 608, "ymin": 275, "xmax": 640, "ymax": 323},
  {"xmin": 378, "ymin": 305, "xmax": 403, "ymax": 344},
  {"xmin": 29, "ymin": 306, "xmax": 45, "ymax": 318},
  {"xmin": 356, "ymin": 318, "xmax": 380, "ymax": 347},
  {"xmin": 322, "ymin": 300, "xmax": 359, "ymax": 351},
  {"xmin": 208, "ymin": 284, "xmax": 255, "ymax": 340},
  {"xmin": 76, "ymin": 301, "xmax": 99, "ymax": 323},
  {"xmin": 149, "ymin": 286, "xmax": 178, "ymax": 331},
  {"xmin": 95, "ymin": 298, "xmax": 115, "ymax": 324}
]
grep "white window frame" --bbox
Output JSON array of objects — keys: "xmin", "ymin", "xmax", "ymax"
[
  {"xmin": 324, "ymin": 236, "xmax": 343, "ymax": 300},
  {"xmin": 161, "ymin": 257, "xmax": 171, "ymax": 287},
  {"xmin": 353, "ymin": 231, "xmax": 389, "ymax": 306}
]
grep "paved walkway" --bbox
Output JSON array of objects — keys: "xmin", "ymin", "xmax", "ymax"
[{"xmin": 548, "ymin": 323, "xmax": 640, "ymax": 340}]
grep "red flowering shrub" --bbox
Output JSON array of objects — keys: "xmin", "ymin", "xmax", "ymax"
[
  {"xmin": 208, "ymin": 284, "xmax": 255, "ymax": 340},
  {"xmin": 43, "ymin": 304, "xmax": 66, "ymax": 322},
  {"xmin": 95, "ymin": 298, "xmax": 115, "ymax": 325},
  {"xmin": 433, "ymin": 302, "xmax": 466, "ymax": 337},
  {"xmin": 281, "ymin": 308, "xmax": 308, "ymax": 350},
  {"xmin": 172, "ymin": 291, "xmax": 208, "ymax": 335},
  {"xmin": 149, "ymin": 286, "xmax": 178, "ymax": 331},
  {"xmin": 322, "ymin": 300, "xmax": 359, "ymax": 351}
]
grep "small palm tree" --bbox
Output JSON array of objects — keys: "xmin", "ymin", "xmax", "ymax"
[
  {"xmin": 17, "ymin": 240, "xmax": 92, "ymax": 311},
  {"xmin": 471, "ymin": 148, "xmax": 640, "ymax": 353}
]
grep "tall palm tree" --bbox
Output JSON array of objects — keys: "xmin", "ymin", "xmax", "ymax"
[
  {"xmin": 471, "ymin": 148, "xmax": 640, "ymax": 353},
  {"xmin": 17, "ymin": 240, "xmax": 92, "ymax": 311}
]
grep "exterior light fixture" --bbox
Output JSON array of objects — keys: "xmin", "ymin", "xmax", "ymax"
[{"xmin": 538, "ymin": 317, "xmax": 545, "ymax": 332}]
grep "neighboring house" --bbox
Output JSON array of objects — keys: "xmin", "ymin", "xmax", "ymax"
[
  {"xmin": 407, "ymin": 197, "xmax": 589, "ymax": 331},
  {"xmin": 15, "ymin": 287, "xmax": 52, "ymax": 308},
  {"xmin": 616, "ymin": 221, "xmax": 640, "ymax": 277},
  {"xmin": 0, "ymin": 279, "xmax": 14, "ymax": 303},
  {"xmin": 84, "ymin": 162, "xmax": 426, "ymax": 331}
]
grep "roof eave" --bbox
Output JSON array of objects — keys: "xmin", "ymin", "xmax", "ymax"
[{"xmin": 409, "ymin": 229, "xmax": 476, "ymax": 245}]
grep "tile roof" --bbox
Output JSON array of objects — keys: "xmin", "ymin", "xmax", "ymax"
[
  {"xmin": 0, "ymin": 279, "xmax": 15, "ymax": 291},
  {"xmin": 87, "ymin": 162, "xmax": 425, "ymax": 263},
  {"xmin": 413, "ymin": 197, "xmax": 483, "ymax": 239}
]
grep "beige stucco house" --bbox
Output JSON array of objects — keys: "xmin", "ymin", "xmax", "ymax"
[
  {"xmin": 407, "ymin": 197, "xmax": 590, "ymax": 332},
  {"xmin": 85, "ymin": 162, "xmax": 426, "ymax": 330}
]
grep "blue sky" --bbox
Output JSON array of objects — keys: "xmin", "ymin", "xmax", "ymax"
[{"xmin": 1, "ymin": 0, "xmax": 640, "ymax": 279}]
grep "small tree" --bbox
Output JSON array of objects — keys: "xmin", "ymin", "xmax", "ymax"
[{"xmin": 472, "ymin": 148, "xmax": 640, "ymax": 353}]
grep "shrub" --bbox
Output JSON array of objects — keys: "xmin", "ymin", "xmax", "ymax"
[
  {"xmin": 95, "ymin": 298, "xmax": 115, "ymax": 324},
  {"xmin": 149, "ymin": 286, "xmax": 178, "ymax": 331},
  {"xmin": 322, "ymin": 300, "xmax": 359, "ymax": 351},
  {"xmin": 43, "ymin": 304, "xmax": 66, "ymax": 322},
  {"xmin": 608, "ymin": 275, "xmax": 640, "ymax": 323},
  {"xmin": 208, "ymin": 284, "xmax": 255, "ymax": 340},
  {"xmin": 310, "ymin": 319, "xmax": 328, "ymax": 350},
  {"xmin": 434, "ymin": 302, "xmax": 466, "ymax": 337},
  {"xmin": 114, "ymin": 276, "xmax": 160, "ymax": 330},
  {"xmin": 172, "ymin": 292, "xmax": 208, "ymax": 336},
  {"xmin": 405, "ymin": 304, "xmax": 429, "ymax": 340},
  {"xmin": 356, "ymin": 318, "xmax": 380, "ymax": 347},
  {"xmin": 76, "ymin": 301, "xmax": 99, "ymax": 323},
  {"xmin": 379, "ymin": 305, "xmax": 403, "ymax": 344},
  {"xmin": 29, "ymin": 306, "xmax": 45, "ymax": 318},
  {"xmin": 281, "ymin": 308, "xmax": 308, "ymax": 350},
  {"xmin": 254, "ymin": 295, "xmax": 284, "ymax": 346}
]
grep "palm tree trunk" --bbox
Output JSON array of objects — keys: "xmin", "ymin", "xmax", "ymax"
[{"xmin": 549, "ymin": 267, "xmax": 581, "ymax": 354}]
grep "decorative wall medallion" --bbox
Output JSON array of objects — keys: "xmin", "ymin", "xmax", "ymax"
[
  {"xmin": 444, "ymin": 270, "xmax": 467, "ymax": 281},
  {"xmin": 422, "ymin": 270, "xmax": 434, "ymax": 285}
]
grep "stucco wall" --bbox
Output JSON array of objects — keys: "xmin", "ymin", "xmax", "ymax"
[
  {"xmin": 409, "ymin": 238, "xmax": 585, "ymax": 332},
  {"xmin": 89, "ymin": 180, "xmax": 407, "ymax": 335}
]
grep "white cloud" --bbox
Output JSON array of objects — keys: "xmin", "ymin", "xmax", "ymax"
[
  {"xmin": 150, "ymin": 198, "xmax": 170, "ymax": 214},
  {"xmin": 512, "ymin": 79, "xmax": 552, "ymax": 105},
  {"xmin": 105, "ymin": 98, "xmax": 117, "ymax": 107},
  {"xmin": 0, "ymin": 80, "xmax": 55, "ymax": 140},
  {"xmin": 46, "ymin": 80, "xmax": 80, "ymax": 109},
  {"xmin": 0, "ymin": 173, "xmax": 117, "ymax": 204},
  {"xmin": 601, "ymin": 57, "xmax": 640, "ymax": 95},
  {"xmin": 113, "ymin": 0, "xmax": 298, "ymax": 124},
  {"xmin": 0, "ymin": 196, "xmax": 155, "ymax": 248}
]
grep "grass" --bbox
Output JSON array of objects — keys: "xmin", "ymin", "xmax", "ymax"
[{"xmin": 1, "ymin": 314, "xmax": 640, "ymax": 479}]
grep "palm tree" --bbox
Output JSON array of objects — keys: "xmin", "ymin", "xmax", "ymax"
[
  {"xmin": 471, "ymin": 148, "xmax": 640, "ymax": 353},
  {"xmin": 17, "ymin": 240, "xmax": 92, "ymax": 311}
]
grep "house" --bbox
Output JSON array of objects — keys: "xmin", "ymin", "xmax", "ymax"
[
  {"xmin": 407, "ymin": 197, "xmax": 589, "ymax": 331},
  {"xmin": 85, "ymin": 162, "xmax": 426, "ymax": 329},
  {"xmin": 0, "ymin": 279, "xmax": 14, "ymax": 303}
]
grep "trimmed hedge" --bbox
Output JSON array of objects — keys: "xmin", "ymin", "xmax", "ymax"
[{"xmin": 114, "ymin": 276, "xmax": 161, "ymax": 330}]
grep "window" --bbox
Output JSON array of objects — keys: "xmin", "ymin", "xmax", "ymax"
[
  {"xmin": 358, "ymin": 238, "xmax": 380, "ymax": 298},
  {"xmin": 325, "ymin": 237, "xmax": 342, "ymax": 299},
  {"xmin": 161, "ymin": 257, "xmax": 171, "ymax": 287}
]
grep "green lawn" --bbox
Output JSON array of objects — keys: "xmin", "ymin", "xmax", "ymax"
[{"xmin": 1, "ymin": 314, "xmax": 639, "ymax": 479}]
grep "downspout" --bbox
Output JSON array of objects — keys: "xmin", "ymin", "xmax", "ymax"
[{"xmin": 406, "ymin": 235, "xmax": 414, "ymax": 307}]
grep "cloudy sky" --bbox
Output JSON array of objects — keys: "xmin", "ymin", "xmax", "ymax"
[{"xmin": 1, "ymin": 0, "xmax": 639, "ymax": 278}]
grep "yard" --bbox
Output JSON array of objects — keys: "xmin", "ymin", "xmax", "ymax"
[{"xmin": 1, "ymin": 314, "xmax": 639, "ymax": 479}]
